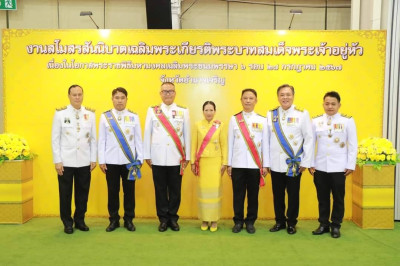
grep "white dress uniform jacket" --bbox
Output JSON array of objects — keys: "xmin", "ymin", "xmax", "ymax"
[
  {"xmin": 267, "ymin": 105, "xmax": 313, "ymax": 173},
  {"xmin": 228, "ymin": 111, "xmax": 270, "ymax": 169},
  {"xmin": 143, "ymin": 102, "xmax": 190, "ymax": 166},
  {"xmin": 311, "ymin": 113, "xmax": 357, "ymax": 172},
  {"xmin": 98, "ymin": 109, "xmax": 143, "ymax": 165},
  {"xmin": 51, "ymin": 104, "xmax": 97, "ymax": 167}
]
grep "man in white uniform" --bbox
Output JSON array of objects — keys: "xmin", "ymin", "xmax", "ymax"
[
  {"xmin": 143, "ymin": 82, "xmax": 190, "ymax": 232},
  {"xmin": 98, "ymin": 87, "xmax": 143, "ymax": 232},
  {"xmin": 309, "ymin": 91, "xmax": 357, "ymax": 238},
  {"xmin": 51, "ymin": 84, "xmax": 97, "ymax": 234},
  {"xmin": 267, "ymin": 84, "xmax": 313, "ymax": 235},
  {"xmin": 227, "ymin": 88, "xmax": 269, "ymax": 234}
]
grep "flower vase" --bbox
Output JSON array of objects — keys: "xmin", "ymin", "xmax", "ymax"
[
  {"xmin": 352, "ymin": 165, "xmax": 394, "ymax": 229},
  {"xmin": 0, "ymin": 160, "xmax": 33, "ymax": 224}
]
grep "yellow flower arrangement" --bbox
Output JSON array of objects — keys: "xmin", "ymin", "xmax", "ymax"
[
  {"xmin": 357, "ymin": 137, "xmax": 400, "ymax": 169},
  {"xmin": 0, "ymin": 133, "xmax": 33, "ymax": 164}
]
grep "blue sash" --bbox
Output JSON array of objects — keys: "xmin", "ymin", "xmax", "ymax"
[
  {"xmin": 105, "ymin": 111, "xmax": 141, "ymax": 181},
  {"xmin": 272, "ymin": 109, "xmax": 303, "ymax": 177}
]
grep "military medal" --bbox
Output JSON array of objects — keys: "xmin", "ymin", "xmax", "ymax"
[
  {"xmin": 340, "ymin": 142, "xmax": 345, "ymax": 148},
  {"xmin": 334, "ymin": 138, "xmax": 340, "ymax": 143},
  {"xmin": 327, "ymin": 118, "xmax": 332, "ymax": 126},
  {"xmin": 282, "ymin": 114, "xmax": 286, "ymax": 121}
]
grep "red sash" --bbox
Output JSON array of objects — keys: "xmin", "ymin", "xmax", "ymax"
[
  {"xmin": 235, "ymin": 112, "xmax": 265, "ymax": 187},
  {"xmin": 153, "ymin": 105, "xmax": 186, "ymax": 175},
  {"xmin": 194, "ymin": 120, "xmax": 220, "ymax": 176}
]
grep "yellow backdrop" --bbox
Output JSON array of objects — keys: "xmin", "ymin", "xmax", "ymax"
[{"xmin": 2, "ymin": 29, "xmax": 386, "ymax": 219}]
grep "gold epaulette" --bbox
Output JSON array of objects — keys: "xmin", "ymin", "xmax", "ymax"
[
  {"xmin": 341, "ymin": 114, "xmax": 352, "ymax": 118},
  {"xmin": 85, "ymin": 107, "xmax": 95, "ymax": 113},
  {"xmin": 103, "ymin": 109, "xmax": 112, "ymax": 114},
  {"xmin": 312, "ymin": 114, "xmax": 323, "ymax": 119},
  {"xmin": 176, "ymin": 104, "xmax": 187, "ymax": 109},
  {"xmin": 151, "ymin": 105, "xmax": 159, "ymax": 108},
  {"xmin": 294, "ymin": 106, "xmax": 304, "ymax": 112},
  {"xmin": 128, "ymin": 109, "xmax": 137, "ymax": 115},
  {"xmin": 234, "ymin": 111, "xmax": 242, "ymax": 116},
  {"xmin": 56, "ymin": 106, "xmax": 67, "ymax": 111}
]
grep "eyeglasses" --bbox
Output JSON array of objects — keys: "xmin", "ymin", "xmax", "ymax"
[{"xmin": 161, "ymin": 90, "xmax": 176, "ymax": 95}]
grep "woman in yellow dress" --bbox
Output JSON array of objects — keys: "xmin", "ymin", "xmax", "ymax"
[{"xmin": 191, "ymin": 101, "xmax": 227, "ymax": 232}]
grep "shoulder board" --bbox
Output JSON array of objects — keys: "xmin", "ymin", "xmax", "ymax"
[
  {"xmin": 312, "ymin": 114, "xmax": 323, "ymax": 119},
  {"xmin": 55, "ymin": 106, "xmax": 67, "ymax": 111},
  {"xmin": 151, "ymin": 105, "xmax": 159, "ymax": 108},
  {"xmin": 257, "ymin": 113, "xmax": 266, "ymax": 118},
  {"xmin": 294, "ymin": 106, "xmax": 304, "ymax": 112},
  {"xmin": 85, "ymin": 107, "xmax": 95, "ymax": 113},
  {"xmin": 341, "ymin": 114, "xmax": 352, "ymax": 118},
  {"xmin": 176, "ymin": 104, "xmax": 187, "ymax": 109},
  {"xmin": 103, "ymin": 109, "xmax": 112, "ymax": 114},
  {"xmin": 234, "ymin": 111, "xmax": 242, "ymax": 116},
  {"xmin": 128, "ymin": 109, "xmax": 137, "ymax": 115},
  {"xmin": 270, "ymin": 106, "xmax": 279, "ymax": 111}
]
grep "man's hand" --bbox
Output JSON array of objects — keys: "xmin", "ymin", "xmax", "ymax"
[
  {"xmin": 227, "ymin": 166, "xmax": 232, "ymax": 177},
  {"xmin": 90, "ymin": 162, "xmax": 96, "ymax": 172},
  {"xmin": 145, "ymin": 159, "xmax": 152, "ymax": 168},
  {"xmin": 299, "ymin": 166, "xmax": 306, "ymax": 173},
  {"xmin": 308, "ymin": 167, "xmax": 316, "ymax": 176},
  {"xmin": 55, "ymin": 162, "xmax": 64, "ymax": 176},
  {"xmin": 344, "ymin": 169, "xmax": 353, "ymax": 176},
  {"xmin": 100, "ymin": 164, "xmax": 107, "ymax": 174},
  {"xmin": 262, "ymin": 167, "xmax": 270, "ymax": 177}
]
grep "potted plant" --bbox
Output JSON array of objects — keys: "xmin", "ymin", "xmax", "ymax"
[
  {"xmin": 352, "ymin": 137, "xmax": 400, "ymax": 229},
  {"xmin": 0, "ymin": 133, "xmax": 34, "ymax": 224}
]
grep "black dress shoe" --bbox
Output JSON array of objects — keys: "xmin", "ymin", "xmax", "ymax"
[
  {"xmin": 106, "ymin": 221, "xmax": 120, "ymax": 232},
  {"xmin": 124, "ymin": 221, "xmax": 136, "ymax": 232},
  {"xmin": 75, "ymin": 222, "xmax": 89, "ymax": 231},
  {"xmin": 287, "ymin": 226, "xmax": 297, "ymax": 234},
  {"xmin": 269, "ymin": 224, "xmax": 286, "ymax": 232},
  {"xmin": 246, "ymin": 224, "xmax": 256, "ymax": 234},
  {"xmin": 331, "ymin": 227, "xmax": 341, "ymax": 238},
  {"xmin": 64, "ymin": 226, "xmax": 73, "ymax": 234},
  {"xmin": 232, "ymin": 223, "xmax": 243, "ymax": 233},
  {"xmin": 158, "ymin": 222, "xmax": 168, "ymax": 232},
  {"xmin": 312, "ymin": 225, "xmax": 330, "ymax": 235},
  {"xmin": 169, "ymin": 221, "xmax": 180, "ymax": 231}
]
